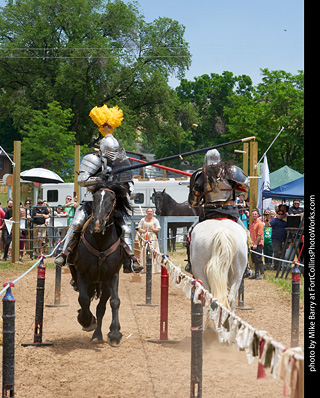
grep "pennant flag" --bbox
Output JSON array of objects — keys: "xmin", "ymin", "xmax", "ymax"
[
  {"xmin": 4, "ymin": 219, "xmax": 13, "ymax": 235},
  {"xmin": 257, "ymin": 155, "xmax": 272, "ymax": 210}
]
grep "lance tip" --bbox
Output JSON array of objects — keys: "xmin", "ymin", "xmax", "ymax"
[{"xmin": 242, "ymin": 136, "xmax": 256, "ymax": 142}]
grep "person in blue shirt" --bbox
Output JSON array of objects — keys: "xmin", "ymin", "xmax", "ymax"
[{"xmin": 269, "ymin": 210, "xmax": 287, "ymax": 272}]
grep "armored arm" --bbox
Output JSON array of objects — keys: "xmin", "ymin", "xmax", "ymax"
[
  {"xmin": 77, "ymin": 154, "xmax": 103, "ymax": 188},
  {"xmin": 188, "ymin": 169, "xmax": 204, "ymax": 207},
  {"xmin": 228, "ymin": 165, "xmax": 249, "ymax": 188}
]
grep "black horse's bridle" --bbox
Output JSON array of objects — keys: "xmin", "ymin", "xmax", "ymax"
[
  {"xmin": 81, "ymin": 188, "xmax": 119, "ymax": 273},
  {"xmin": 97, "ymin": 188, "xmax": 117, "ymax": 224}
]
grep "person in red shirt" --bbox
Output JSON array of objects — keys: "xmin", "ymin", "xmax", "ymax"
[
  {"xmin": 0, "ymin": 202, "xmax": 5, "ymax": 253},
  {"xmin": 249, "ymin": 209, "xmax": 265, "ymax": 279}
]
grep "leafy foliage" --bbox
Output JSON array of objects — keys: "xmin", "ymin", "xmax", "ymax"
[
  {"xmin": 0, "ymin": 0, "xmax": 191, "ymax": 149},
  {"xmin": 0, "ymin": 1, "xmax": 304, "ymax": 177},
  {"xmin": 224, "ymin": 69, "xmax": 304, "ymax": 172},
  {"xmin": 20, "ymin": 101, "xmax": 77, "ymax": 180}
]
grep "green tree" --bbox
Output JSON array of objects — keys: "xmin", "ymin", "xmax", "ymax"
[
  {"xmin": 224, "ymin": 69, "xmax": 304, "ymax": 172},
  {"xmin": 173, "ymin": 71, "xmax": 253, "ymax": 168},
  {"xmin": 0, "ymin": 0, "xmax": 191, "ymax": 151},
  {"xmin": 20, "ymin": 101, "xmax": 76, "ymax": 180}
]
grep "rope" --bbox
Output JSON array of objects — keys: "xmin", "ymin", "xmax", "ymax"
[
  {"xmin": 250, "ymin": 249, "xmax": 304, "ymax": 268},
  {"xmin": 137, "ymin": 232, "xmax": 304, "ymax": 388},
  {"xmin": 0, "ymin": 237, "xmax": 65, "ymax": 297}
]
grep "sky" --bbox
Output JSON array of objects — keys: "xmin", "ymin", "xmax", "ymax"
[
  {"xmin": 135, "ymin": 0, "xmax": 304, "ymax": 87},
  {"xmin": 0, "ymin": 0, "xmax": 304, "ymax": 88}
]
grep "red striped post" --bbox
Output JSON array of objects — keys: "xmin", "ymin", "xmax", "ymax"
[{"xmin": 160, "ymin": 265, "xmax": 169, "ymax": 341}]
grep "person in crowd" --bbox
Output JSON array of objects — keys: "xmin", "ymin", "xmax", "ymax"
[
  {"xmin": 278, "ymin": 204, "xmax": 289, "ymax": 220},
  {"xmin": 263, "ymin": 210, "xmax": 273, "ymax": 269},
  {"xmin": 0, "ymin": 199, "xmax": 13, "ymax": 261},
  {"xmin": 0, "ymin": 202, "xmax": 5, "ymax": 253},
  {"xmin": 288, "ymin": 199, "xmax": 304, "ymax": 217},
  {"xmin": 238, "ymin": 207, "xmax": 249, "ymax": 229},
  {"xmin": 269, "ymin": 210, "xmax": 276, "ymax": 219},
  {"xmin": 53, "ymin": 204, "xmax": 68, "ymax": 248},
  {"xmin": 24, "ymin": 199, "xmax": 33, "ymax": 258},
  {"xmin": 249, "ymin": 209, "xmax": 265, "ymax": 279},
  {"xmin": 63, "ymin": 195, "xmax": 78, "ymax": 226},
  {"xmin": 138, "ymin": 208, "xmax": 161, "ymax": 272},
  {"xmin": 235, "ymin": 192, "xmax": 246, "ymax": 209},
  {"xmin": 269, "ymin": 209, "xmax": 288, "ymax": 272},
  {"xmin": 19, "ymin": 207, "xmax": 28, "ymax": 262},
  {"xmin": 32, "ymin": 198, "xmax": 49, "ymax": 257}
]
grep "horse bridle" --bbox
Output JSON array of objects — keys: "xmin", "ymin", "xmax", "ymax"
[
  {"xmin": 97, "ymin": 188, "xmax": 117, "ymax": 224},
  {"xmin": 79, "ymin": 188, "xmax": 119, "ymax": 273}
]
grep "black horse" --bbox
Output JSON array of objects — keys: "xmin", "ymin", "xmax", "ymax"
[
  {"xmin": 71, "ymin": 177, "xmax": 131, "ymax": 346},
  {"xmin": 151, "ymin": 189, "xmax": 200, "ymax": 251}
]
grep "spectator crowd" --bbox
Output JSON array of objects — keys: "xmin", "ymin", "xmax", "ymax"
[{"xmin": 0, "ymin": 194, "xmax": 78, "ymax": 262}]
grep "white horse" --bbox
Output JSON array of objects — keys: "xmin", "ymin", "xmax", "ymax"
[{"xmin": 190, "ymin": 219, "xmax": 248, "ymax": 312}]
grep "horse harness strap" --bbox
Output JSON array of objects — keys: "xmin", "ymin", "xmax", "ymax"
[{"xmin": 80, "ymin": 235, "xmax": 121, "ymax": 266}]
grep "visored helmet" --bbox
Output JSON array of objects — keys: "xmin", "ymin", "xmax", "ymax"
[
  {"xmin": 205, "ymin": 149, "xmax": 221, "ymax": 167},
  {"xmin": 99, "ymin": 134, "xmax": 120, "ymax": 163}
]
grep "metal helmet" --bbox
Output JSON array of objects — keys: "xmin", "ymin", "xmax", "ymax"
[
  {"xmin": 99, "ymin": 134, "xmax": 120, "ymax": 164},
  {"xmin": 205, "ymin": 149, "xmax": 221, "ymax": 167}
]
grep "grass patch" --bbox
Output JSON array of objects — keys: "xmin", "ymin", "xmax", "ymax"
[
  {"xmin": 265, "ymin": 270, "xmax": 304, "ymax": 303},
  {"xmin": 0, "ymin": 258, "xmax": 56, "ymax": 272}
]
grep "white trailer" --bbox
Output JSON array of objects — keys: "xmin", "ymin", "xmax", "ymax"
[{"xmin": 41, "ymin": 177, "xmax": 190, "ymax": 213}]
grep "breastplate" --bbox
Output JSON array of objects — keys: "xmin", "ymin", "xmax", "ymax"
[{"xmin": 204, "ymin": 178, "xmax": 233, "ymax": 203}]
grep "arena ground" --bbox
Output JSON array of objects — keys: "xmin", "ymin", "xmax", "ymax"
[{"xmin": 0, "ymin": 263, "xmax": 304, "ymax": 397}]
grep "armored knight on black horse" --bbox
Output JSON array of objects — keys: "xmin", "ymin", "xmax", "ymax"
[{"xmin": 54, "ymin": 104, "xmax": 143, "ymax": 275}]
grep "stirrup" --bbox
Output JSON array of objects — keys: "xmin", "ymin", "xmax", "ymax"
[
  {"xmin": 131, "ymin": 258, "xmax": 143, "ymax": 273},
  {"xmin": 70, "ymin": 278, "xmax": 78, "ymax": 292},
  {"xmin": 185, "ymin": 262, "xmax": 192, "ymax": 273},
  {"xmin": 54, "ymin": 252, "xmax": 67, "ymax": 267}
]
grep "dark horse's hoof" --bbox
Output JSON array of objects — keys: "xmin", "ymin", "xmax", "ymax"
[
  {"xmin": 78, "ymin": 312, "xmax": 97, "ymax": 332},
  {"xmin": 107, "ymin": 334, "xmax": 123, "ymax": 347}
]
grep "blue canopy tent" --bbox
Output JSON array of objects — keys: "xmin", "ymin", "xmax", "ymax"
[{"xmin": 262, "ymin": 176, "xmax": 304, "ymax": 200}]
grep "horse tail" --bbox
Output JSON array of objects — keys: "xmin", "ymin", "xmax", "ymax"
[{"xmin": 204, "ymin": 227, "xmax": 237, "ymax": 310}]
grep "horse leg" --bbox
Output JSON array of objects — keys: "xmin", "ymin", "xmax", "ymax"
[
  {"xmin": 107, "ymin": 273, "xmax": 123, "ymax": 347},
  {"xmin": 228, "ymin": 248, "xmax": 248, "ymax": 312},
  {"xmin": 77, "ymin": 273, "xmax": 96, "ymax": 331},
  {"xmin": 91, "ymin": 283, "xmax": 110, "ymax": 343},
  {"xmin": 167, "ymin": 227, "xmax": 171, "ymax": 252},
  {"xmin": 172, "ymin": 226, "xmax": 177, "ymax": 252}
]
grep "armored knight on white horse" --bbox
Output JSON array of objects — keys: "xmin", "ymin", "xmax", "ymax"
[{"xmin": 187, "ymin": 149, "xmax": 249, "ymax": 311}]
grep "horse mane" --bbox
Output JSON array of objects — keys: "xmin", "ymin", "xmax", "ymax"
[{"xmin": 93, "ymin": 174, "xmax": 132, "ymax": 216}]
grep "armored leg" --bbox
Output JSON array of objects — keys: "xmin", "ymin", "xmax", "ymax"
[
  {"xmin": 114, "ymin": 212, "xmax": 143, "ymax": 273},
  {"xmin": 54, "ymin": 204, "xmax": 88, "ymax": 267},
  {"xmin": 185, "ymin": 219, "xmax": 199, "ymax": 274}
]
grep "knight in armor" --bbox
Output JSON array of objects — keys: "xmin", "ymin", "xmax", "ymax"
[
  {"xmin": 54, "ymin": 104, "xmax": 143, "ymax": 274},
  {"xmin": 185, "ymin": 148, "xmax": 249, "ymax": 273}
]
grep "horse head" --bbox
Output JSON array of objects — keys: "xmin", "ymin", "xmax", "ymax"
[
  {"xmin": 91, "ymin": 188, "xmax": 116, "ymax": 234},
  {"xmin": 152, "ymin": 189, "xmax": 166, "ymax": 216}
]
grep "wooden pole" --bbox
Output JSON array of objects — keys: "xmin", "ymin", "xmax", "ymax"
[
  {"xmin": 12, "ymin": 141, "xmax": 21, "ymax": 263},
  {"xmin": 243, "ymin": 142, "xmax": 249, "ymax": 200},
  {"xmin": 74, "ymin": 145, "xmax": 80, "ymax": 200},
  {"xmin": 249, "ymin": 140, "xmax": 258, "ymax": 223}
]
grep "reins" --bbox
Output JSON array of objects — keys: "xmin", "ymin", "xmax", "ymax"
[{"xmin": 79, "ymin": 187, "xmax": 120, "ymax": 280}]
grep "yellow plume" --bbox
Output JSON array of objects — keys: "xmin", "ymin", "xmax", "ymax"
[{"xmin": 89, "ymin": 104, "xmax": 124, "ymax": 136}]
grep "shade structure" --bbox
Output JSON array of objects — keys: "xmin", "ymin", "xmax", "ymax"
[
  {"xmin": 262, "ymin": 176, "xmax": 304, "ymax": 200},
  {"xmin": 20, "ymin": 168, "xmax": 64, "ymax": 184}
]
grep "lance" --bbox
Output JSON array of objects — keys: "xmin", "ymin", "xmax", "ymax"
[
  {"xmin": 128, "ymin": 157, "xmax": 192, "ymax": 176},
  {"xmin": 113, "ymin": 136, "xmax": 255, "ymax": 175}
]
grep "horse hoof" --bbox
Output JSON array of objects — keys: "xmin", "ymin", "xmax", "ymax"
[
  {"xmin": 81, "ymin": 316, "xmax": 97, "ymax": 332},
  {"xmin": 91, "ymin": 337, "xmax": 104, "ymax": 344},
  {"xmin": 107, "ymin": 336, "xmax": 123, "ymax": 347}
]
